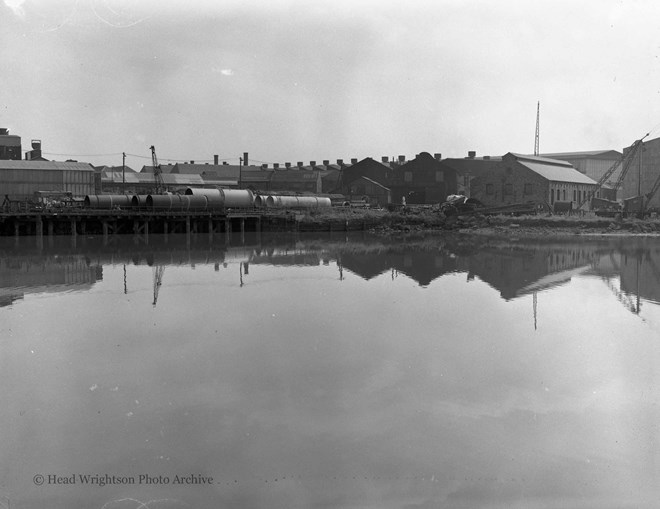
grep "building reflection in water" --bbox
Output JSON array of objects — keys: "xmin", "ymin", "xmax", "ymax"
[{"xmin": 2, "ymin": 233, "xmax": 660, "ymax": 317}]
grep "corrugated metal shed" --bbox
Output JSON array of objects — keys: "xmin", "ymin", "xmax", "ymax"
[
  {"xmin": 0, "ymin": 160, "xmax": 95, "ymax": 171},
  {"xmin": 517, "ymin": 161, "xmax": 597, "ymax": 185}
]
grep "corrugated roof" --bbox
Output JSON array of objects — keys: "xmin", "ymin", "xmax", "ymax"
[
  {"xmin": 0, "ymin": 160, "xmax": 95, "ymax": 171},
  {"xmin": 508, "ymin": 153, "xmax": 573, "ymax": 167},
  {"xmin": 162, "ymin": 174, "xmax": 206, "ymax": 185},
  {"xmin": 518, "ymin": 161, "xmax": 598, "ymax": 185},
  {"xmin": 539, "ymin": 150, "xmax": 622, "ymax": 159}
]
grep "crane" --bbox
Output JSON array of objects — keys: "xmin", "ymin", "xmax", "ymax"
[
  {"xmin": 150, "ymin": 145, "xmax": 165, "ymax": 194},
  {"xmin": 627, "ymin": 162, "xmax": 660, "ymax": 216},
  {"xmin": 577, "ymin": 134, "xmax": 648, "ymax": 211}
]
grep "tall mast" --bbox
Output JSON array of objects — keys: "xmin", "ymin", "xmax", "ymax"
[{"xmin": 534, "ymin": 101, "xmax": 540, "ymax": 156}]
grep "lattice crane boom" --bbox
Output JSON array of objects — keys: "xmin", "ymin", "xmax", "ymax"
[
  {"xmin": 150, "ymin": 145, "xmax": 165, "ymax": 194},
  {"xmin": 577, "ymin": 134, "xmax": 648, "ymax": 210}
]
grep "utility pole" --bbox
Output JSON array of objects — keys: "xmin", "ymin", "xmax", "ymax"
[
  {"xmin": 122, "ymin": 152, "xmax": 126, "ymax": 192},
  {"xmin": 534, "ymin": 101, "xmax": 540, "ymax": 156}
]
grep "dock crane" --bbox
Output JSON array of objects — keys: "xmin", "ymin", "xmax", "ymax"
[
  {"xmin": 150, "ymin": 145, "xmax": 165, "ymax": 194},
  {"xmin": 624, "ymin": 163, "xmax": 660, "ymax": 217},
  {"xmin": 577, "ymin": 134, "xmax": 648, "ymax": 211}
]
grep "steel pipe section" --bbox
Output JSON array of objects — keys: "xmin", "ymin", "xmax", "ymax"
[
  {"xmin": 184, "ymin": 188, "xmax": 221, "ymax": 197},
  {"xmin": 265, "ymin": 195, "xmax": 332, "ymax": 209},
  {"xmin": 222, "ymin": 189, "xmax": 255, "ymax": 208},
  {"xmin": 254, "ymin": 195, "xmax": 267, "ymax": 208},
  {"xmin": 84, "ymin": 194, "xmax": 134, "ymax": 209}
]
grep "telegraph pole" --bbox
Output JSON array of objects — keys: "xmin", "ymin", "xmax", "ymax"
[{"xmin": 122, "ymin": 152, "xmax": 126, "ymax": 191}]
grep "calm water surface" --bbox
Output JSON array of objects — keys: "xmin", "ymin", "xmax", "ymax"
[{"xmin": 1, "ymin": 231, "xmax": 660, "ymax": 509}]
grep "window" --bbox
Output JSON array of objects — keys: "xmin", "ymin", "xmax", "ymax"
[
  {"xmin": 556, "ymin": 189, "xmax": 560, "ymax": 201},
  {"xmin": 563, "ymin": 189, "xmax": 566, "ymax": 201},
  {"xmin": 404, "ymin": 171, "xmax": 413, "ymax": 183},
  {"xmin": 573, "ymin": 190, "xmax": 576, "ymax": 201}
]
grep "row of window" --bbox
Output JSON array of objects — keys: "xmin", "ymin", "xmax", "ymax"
[{"xmin": 549, "ymin": 188, "xmax": 598, "ymax": 203}]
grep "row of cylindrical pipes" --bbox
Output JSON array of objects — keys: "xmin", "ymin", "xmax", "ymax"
[{"xmin": 84, "ymin": 188, "xmax": 333, "ymax": 211}]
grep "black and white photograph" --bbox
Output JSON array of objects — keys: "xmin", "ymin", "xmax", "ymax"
[{"xmin": 2, "ymin": 1, "xmax": 660, "ymax": 508}]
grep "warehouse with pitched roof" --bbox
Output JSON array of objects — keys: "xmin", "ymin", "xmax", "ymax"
[{"xmin": 470, "ymin": 153, "xmax": 600, "ymax": 211}]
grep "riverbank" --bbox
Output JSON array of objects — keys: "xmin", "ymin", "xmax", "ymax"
[{"xmin": 297, "ymin": 207, "xmax": 660, "ymax": 237}]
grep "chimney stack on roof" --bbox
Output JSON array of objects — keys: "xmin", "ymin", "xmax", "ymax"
[
  {"xmin": 398, "ymin": 155, "xmax": 405, "ymax": 163},
  {"xmin": 214, "ymin": 154, "xmax": 219, "ymax": 165},
  {"xmin": 336, "ymin": 159, "xmax": 344, "ymax": 165},
  {"xmin": 468, "ymin": 151, "xmax": 476, "ymax": 158},
  {"xmin": 309, "ymin": 160, "xmax": 316, "ymax": 167},
  {"xmin": 297, "ymin": 161, "xmax": 304, "ymax": 168},
  {"xmin": 434, "ymin": 153, "xmax": 441, "ymax": 160},
  {"xmin": 351, "ymin": 158, "xmax": 358, "ymax": 164},
  {"xmin": 273, "ymin": 163, "xmax": 280, "ymax": 170},
  {"xmin": 285, "ymin": 162, "xmax": 291, "ymax": 169},
  {"xmin": 323, "ymin": 159, "xmax": 329, "ymax": 166},
  {"xmin": 381, "ymin": 156, "xmax": 388, "ymax": 163}
]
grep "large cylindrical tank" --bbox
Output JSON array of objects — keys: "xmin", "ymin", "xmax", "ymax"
[
  {"xmin": 184, "ymin": 188, "xmax": 221, "ymax": 197},
  {"xmin": 84, "ymin": 194, "xmax": 133, "ymax": 209},
  {"xmin": 254, "ymin": 195, "xmax": 267, "ymax": 208},
  {"xmin": 147, "ymin": 194, "xmax": 184, "ymax": 210},
  {"xmin": 222, "ymin": 189, "xmax": 255, "ymax": 208}
]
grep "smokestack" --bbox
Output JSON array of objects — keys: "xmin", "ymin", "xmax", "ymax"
[
  {"xmin": 214, "ymin": 154, "xmax": 219, "ymax": 165},
  {"xmin": 243, "ymin": 152, "xmax": 249, "ymax": 166}
]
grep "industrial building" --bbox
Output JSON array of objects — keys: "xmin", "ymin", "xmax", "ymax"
[
  {"xmin": 0, "ymin": 128, "xmax": 21, "ymax": 160},
  {"xmin": 0, "ymin": 160, "xmax": 97, "ymax": 201},
  {"xmin": 620, "ymin": 136, "xmax": 660, "ymax": 210},
  {"xmin": 540, "ymin": 149, "xmax": 622, "ymax": 184},
  {"xmin": 469, "ymin": 153, "xmax": 599, "ymax": 211},
  {"xmin": 336, "ymin": 152, "xmax": 457, "ymax": 205}
]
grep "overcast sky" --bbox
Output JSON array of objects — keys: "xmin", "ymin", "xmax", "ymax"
[{"xmin": 2, "ymin": 0, "xmax": 660, "ymax": 169}]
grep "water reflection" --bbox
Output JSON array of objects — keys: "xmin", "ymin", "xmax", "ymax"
[
  {"xmin": 2, "ymin": 233, "xmax": 660, "ymax": 315},
  {"xmin": 3, "ymin": 232, "xmax": 660, "ymax": 509}
]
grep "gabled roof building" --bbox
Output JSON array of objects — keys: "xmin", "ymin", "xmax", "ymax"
[{"xmin": 470, "ymin": 153, "xmax": 600, "ymax": 211}]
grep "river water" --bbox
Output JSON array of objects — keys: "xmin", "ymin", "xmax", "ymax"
[{"xmin": 1, "ymin": 231, "xmax": 660, "ymax": 509}]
